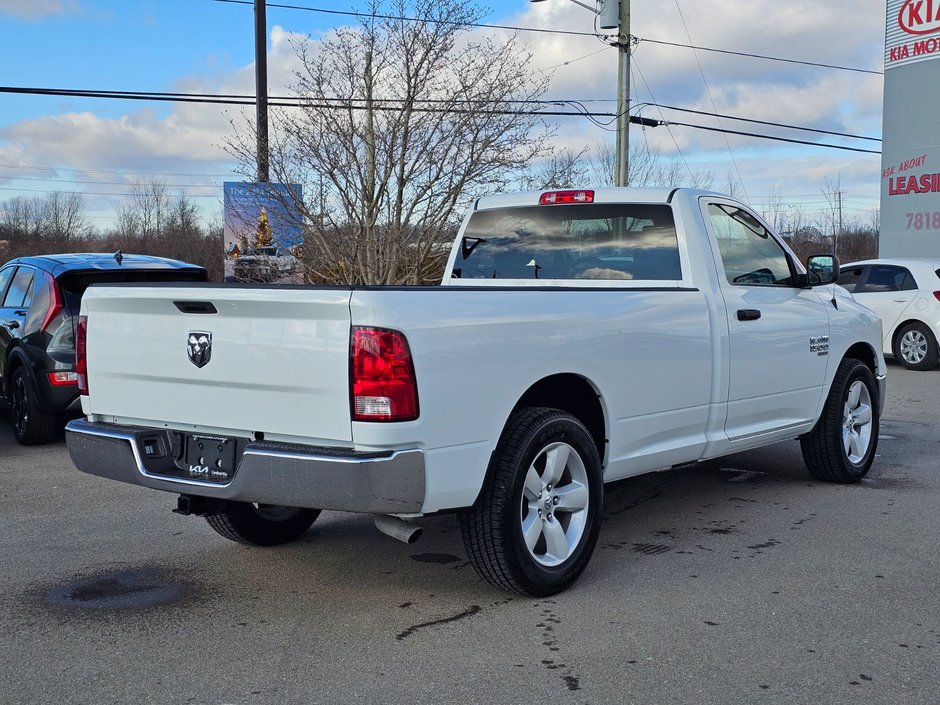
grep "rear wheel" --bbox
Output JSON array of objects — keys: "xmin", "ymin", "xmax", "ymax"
[
  {"xmin": 892, "ymin": 322, "xmax": 939, "ymax": 370},
  {"xmin": 800, "ymin": 358, "xmax": 879, "ymax": 483},
  {"xmin": 9, "ymin": 367, "xmax": 58, "ymax": 445},
  {"xmin": 460, "ymin": 407, "xmax": 603, "ymax": 596},
  {"xmin": 204, "ymin": 502, "xmax": 320, "ymax": 546}
]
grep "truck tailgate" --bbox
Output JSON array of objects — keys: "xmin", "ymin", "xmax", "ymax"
[{"xmin": 81, "ymin": 286, "xmax": 354, "ymax": 443}]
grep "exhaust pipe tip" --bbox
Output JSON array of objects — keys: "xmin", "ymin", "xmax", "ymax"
[{"xmin": 374, "ymin": 514, "xmax": 423, "ymax": 544}]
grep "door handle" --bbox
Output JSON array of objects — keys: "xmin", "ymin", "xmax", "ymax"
[
  {"xmin": 892, "ymin": 298, "xmax": 909, "ymax": 303},
  {"xmin": 737, "ymin": 309, "xmax": 762, "ymax": 321}
]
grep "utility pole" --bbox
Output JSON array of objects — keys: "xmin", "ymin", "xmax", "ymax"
[
  {"xmin": 535, "ymin": 0, "xmax": 633, "ymax": 185},
  {"xmin": 835, "ymin": 190, "xmax": 843, "ymax": 257},
  {"xmin": 613, "ymin": 0, "xmax": 631, "ymax": 186},
  {"xmin": 254, "ymin": 0, "xmax": 269, "ymax": 183}
]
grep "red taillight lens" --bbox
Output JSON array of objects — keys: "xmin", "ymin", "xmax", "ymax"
[
  {"xmin": 933, "ymin": 291, "xmax": 940, "ymax": 303},
  {"xmin": 40, "ymin": 272, "xmax": 64, "ymax": 332},
  {"xmin": 76, "ymin": 315, "xmax": 88, "ymax": 395},
  {"xmin": 350, "ymin": 327, "xmax": 419, "ymax": 422},
  {"xmin": 539, "ymin": 189, "xmax": 595, "ymax": 205},
  {"xmin": 48, "ymin": 371, "xmax": 78, "ymax": 386}
]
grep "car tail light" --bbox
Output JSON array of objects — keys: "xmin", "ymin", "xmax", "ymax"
[
  {"xmin": 933, "ymin": 291, "xmax": 940, "ymax": 303},
  {"xmin": 48, "ymin": 371, "xmax": 78, "ymax": 386},
  {"xmin": 40, "ymin": 272, "xmax": 64, "ymax": 332},
  {"xmin": 76, "ymin": 315, "xmax": 88, "ymax": 395},
  {"xmin": 539, "ymin": 190, "xmax": 594, "ymax": 205},
  {"xmin": 350, "ymin": 327, "xmax": 418, "ymax": 422}
]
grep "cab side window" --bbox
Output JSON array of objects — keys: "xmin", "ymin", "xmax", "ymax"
[
  {"xmin": 707, "ymin": 204, "xmax": 794, "ymax": 286},
  {"xmin": 2, "ymin": 267, "xmax": 35, "ymax": 308}
]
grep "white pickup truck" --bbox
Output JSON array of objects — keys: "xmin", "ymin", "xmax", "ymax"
[{"xmin": 67, "ymin": 188, "xmax": 886, "ymax": 596}]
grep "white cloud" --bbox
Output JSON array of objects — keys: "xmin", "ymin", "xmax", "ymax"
[{"xmin": 0, "ymin": 0, "xmax": 81, "ymax": 20}]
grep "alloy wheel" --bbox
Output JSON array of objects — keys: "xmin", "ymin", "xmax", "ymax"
[{"xmin": 519, "ymin": 441, "xmax": 590, "ymax": 567}]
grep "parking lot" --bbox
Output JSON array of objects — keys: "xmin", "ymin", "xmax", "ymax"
[{"xmin": 1, "ymin": 363, "xmax": 937, "ymax": 705}]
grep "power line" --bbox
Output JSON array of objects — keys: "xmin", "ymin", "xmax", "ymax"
[
  {"xmin": 208, "ymin": 0, "xmax": 881, "ymax": 75},
  {"xmin": 0, "ymin": 84, "xmax": 884, "ymax": 155},
  {"xmin": 665, "ymin": 120, "xmax": 881, "ymax": 155},
  {"xmin": 647, "ymin": 103, "xmax": 881, "ymax": 142},
  {"xmin": 210, "ymin": 0, "xmax": 599, "ymax": 36},
  {"xmin": 636, "ymin": 37, "xmax": 883, "ymax": 76},
  {"xmin": 0, "ymin": 85, "xmax": 607, "ymax": 117},
  {"xmin": 0, "ymin": 162, "xmax": 235, "ymax": 178},
  {"xmin": 0, "ymin": 185, "xmax": 221, "ymax": 198},
  {"xmin": 0, "ymin": 85, "xmax": 882, "ymax": 144},
  {"xmin": 674, "ymin": 0, "xmax": 748, "ymax": 201}
]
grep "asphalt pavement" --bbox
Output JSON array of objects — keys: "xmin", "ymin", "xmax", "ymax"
[{"xmin": 1, "ymin": 362, "xmax": 937, "ymax": 705}]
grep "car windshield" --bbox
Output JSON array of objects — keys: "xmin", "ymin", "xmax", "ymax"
[{"xmin": 453, "ymin": 203, "xmax": 681, "ymax": 281}]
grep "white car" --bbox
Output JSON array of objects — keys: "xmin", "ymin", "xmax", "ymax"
[{"xmin": 838, "ymin": 258, "xmax": 940, "ymax": 370}]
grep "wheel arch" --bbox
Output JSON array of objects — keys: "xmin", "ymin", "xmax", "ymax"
[
  {"xmin": 510, "ymin": 373, "xmax": 607, "ymax": 465},
  {"xmin": 3, "ymin": 345, "xmax": 35, "ymax": 398},
  {"xmin": 843, "ymin": 341, "xmax": 878, "ymax": 374},
  {"xmin": 891, "ymin": 318, "xmax": 937, "ymax": 349}
]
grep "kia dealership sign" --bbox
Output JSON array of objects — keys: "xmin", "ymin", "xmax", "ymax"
[
  {"xmin": 888, "ymin": 0, "xmax": 940, "ymax": 66},
  {"xmin": 881, "ymin": 0, "xmax": 940, "ymax": 256}
]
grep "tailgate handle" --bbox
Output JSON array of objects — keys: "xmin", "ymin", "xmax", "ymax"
[{"xmin": 174, "ymin": 301, "xmax": 217, "ymax": 314}]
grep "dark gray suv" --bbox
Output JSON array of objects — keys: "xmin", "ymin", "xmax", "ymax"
[{"xmin": 0, "ymin": 253, "xmax": 207, "ymax": 444}]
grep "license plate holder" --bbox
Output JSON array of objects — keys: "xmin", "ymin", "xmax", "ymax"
[{"xmin": 182, "ymin": 434, "xmax": 238, "ymax": 484}]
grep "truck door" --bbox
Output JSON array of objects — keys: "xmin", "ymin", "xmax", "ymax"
[{"xmin": 701, "ymin": 199, "xmax": 830, "ymax": 441}]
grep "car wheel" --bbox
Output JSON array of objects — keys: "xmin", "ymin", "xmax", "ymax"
[
  {"xmin": 9, "ymin": 367, "xmax": 58, "ymax": 445},
  {"xmin": 204, "ymin": 502, "xmax": 321, "ymax": 546},
  {"xmin": 800, "ymin": 358, "xmax": 879, "ymax": 483},
  {"xmin": 460, "ymin": 407, "xmax": 603, "ymax": 596},
  {"xmin": 892, "ymin": 322, "xmax": 939, "ymax": 370}
]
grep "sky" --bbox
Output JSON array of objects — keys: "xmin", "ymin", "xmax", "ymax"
[{"xmin": 0, "ymin": 0, "xmax": 887, "ymax": 232}]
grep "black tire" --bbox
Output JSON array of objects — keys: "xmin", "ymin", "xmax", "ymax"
[
  {"xmin": 9, "ymin": 367, "xmax": 58, "ymax": 445},
  {"xmin": 204, "ymin": 502, "xmax": 320, "ymax": 546},
  {"xmin": 800, "ymin": 358, "xmax": 879, "ymax": 483},
  {"xmin": 892, "ymin": 322, "xmax": 939, "ymax": 370},
  {"xmin": 460, "ymin": 407, "xmax": 603, "ymax": 596}
]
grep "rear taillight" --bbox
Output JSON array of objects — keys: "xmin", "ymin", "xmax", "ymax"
[
  {"xmin": 76, "ymin": 315, "xmax": 88, "ymax": 395},
  {"xmin": 40, "ymin": 273, "xmax": 64, "ymax": 332},
  {"xmin": 48, "ymin": 372, "xmax": 78, "ymax": 386},
  {"xmin": 933, "ymin": 291, "xmax": 940, "ymax": 303},
  {"xmin": 539, "ymin": 189, "xmax": 594, "ymax": 205},
  {"xmin": 350, "ymin": 327, "xmax": 419, "ymax": 422}
]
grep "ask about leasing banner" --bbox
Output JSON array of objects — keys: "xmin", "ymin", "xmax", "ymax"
[{"xmin": 881, "ymin": 0, "xmax": 940, "ymax": 256}]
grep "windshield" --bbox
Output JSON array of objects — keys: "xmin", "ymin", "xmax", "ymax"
[{"xmin": 453, "ymin": 203, "xmax": 681, "ymax": 281}]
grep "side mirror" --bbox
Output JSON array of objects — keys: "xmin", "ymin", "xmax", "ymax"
[{"xmin": 802, "ymin": 254, "xmax": 840, "ymax": 286}]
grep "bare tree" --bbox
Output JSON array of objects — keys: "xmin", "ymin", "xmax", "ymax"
[
  {"xmin": 819, "ymin": 175, "xmax": 843, "ymax": 254},
  {"xmin": 228, "ymin": 0, "xmax": 551, "ymax": 285},
  {"xmin": 523, "ymin": 147, "xmax": 591, "ymax": 190},
  {"xmin": 586, "ymin": 141, "xmax": 712, "ymax": 189},
  {"xmin": 118, "ymin": 178, "xmax": 173, "ymax": 239},
  {"xmin": 0, "ymin": 196, "xmax": 42, "ymax": 241},
  {"xmin": 41, "ymin": 191, "xmax": 89, "ymax": 241}
]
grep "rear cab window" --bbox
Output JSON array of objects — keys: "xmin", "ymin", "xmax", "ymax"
[{"xmin": 453, "ymin": 203, "xmax": 682, "ymax": 282}]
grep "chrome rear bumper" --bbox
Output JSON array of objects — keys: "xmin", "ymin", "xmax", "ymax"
[{"xmin": 65, "ymin": 418, "xmax": 426, "ymax": 514}]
